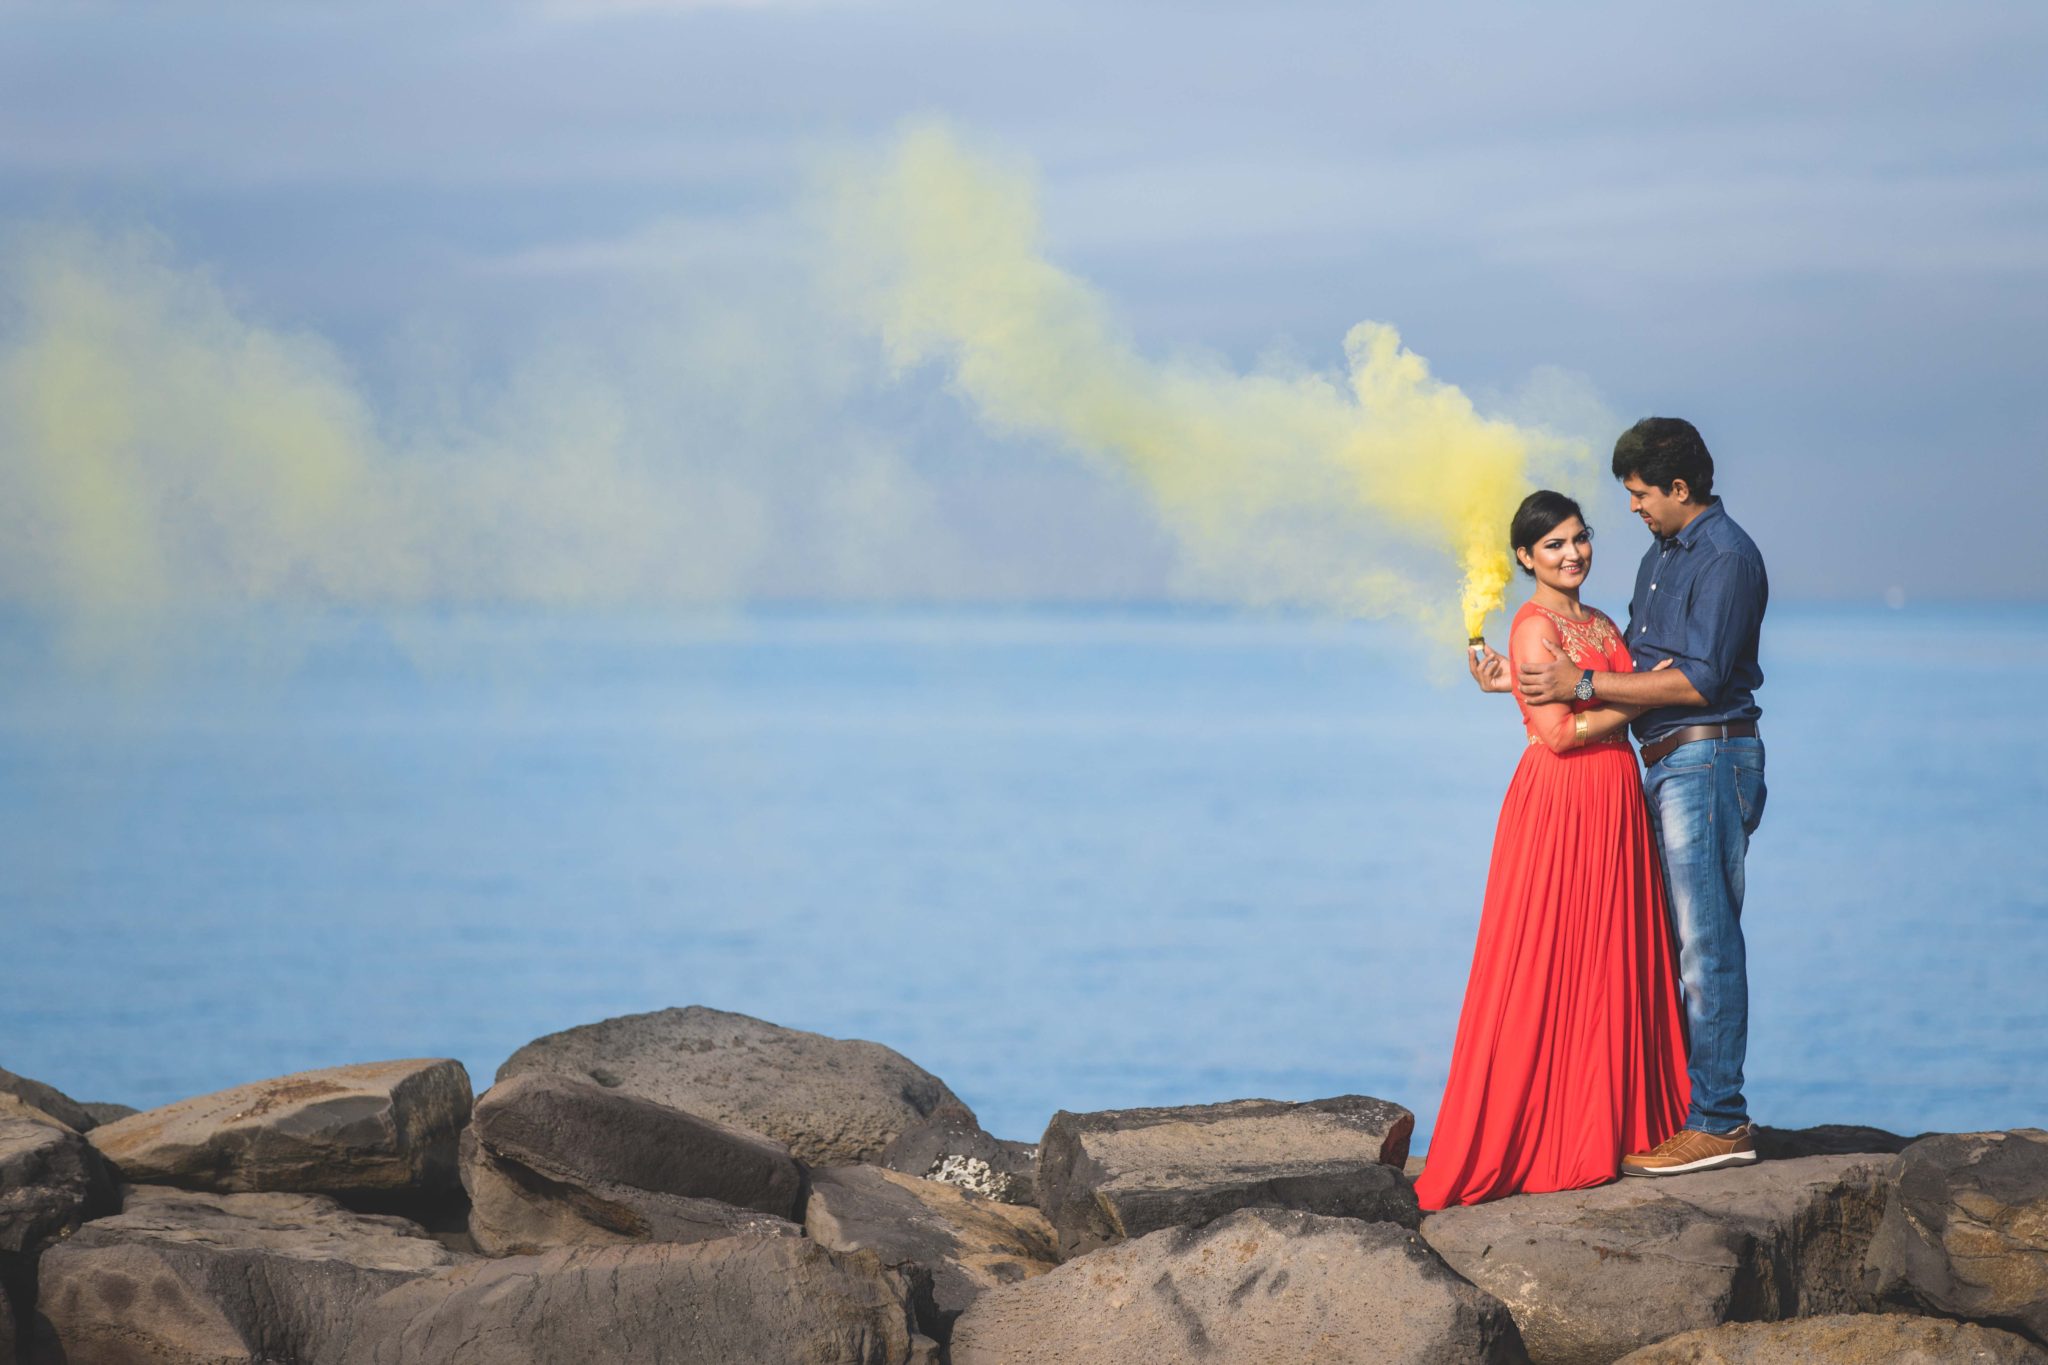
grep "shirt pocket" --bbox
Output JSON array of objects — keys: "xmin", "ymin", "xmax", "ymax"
[{"xmin": 1642, "ymin": 555, "xmax": 1690, "ymax": 656}]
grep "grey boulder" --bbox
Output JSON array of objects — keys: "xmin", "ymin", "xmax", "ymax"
[
  {"xmin": 80, "ymin": 1101, "xmax": 142, "ymax": 1126},
  {"xmin": 1036, "ymin": 1094, "xmax": 1417, "ymax": 1259},
  {"xmin": 1613, "ymin": 1312, "xmax": 2048, "ymax": 1363},
  {"xmin": 806, "ymin": 1163, "xmax": 1058, "ymax": 1340},
  {"xmin": 35, "ymin": 1184, "xmax": 463, "ymax": 1365},
  {"xmin": 1421, "ymin": 1153, "xmax": 1896, "ymax": 1365},
  {"xmin": 0, "ymin": 1093, "xmax": 117, "ymax": 1310},
  {"xmin": 339, "ymin": 1234, "xmax": 935, "ymax": 1365},
  {"xmin": 497, "ymin": 1006, "xmax": 962, "ymax": 1166},
  {"xmin": 949, "ymin": 1206, "xmax": 1526, "ymax": 1365},
  {"xmin": 0, "ymin": 1067, "xmax": 101, "ymax": 1134},
  {"xmin": 462, "ymin": 1072, "xmax": 803, "ymax": 1254},
  {"xmin": 88, "ymin": 1059, "xmax": 473, "ymax": 1199},
  {"xmin": 1866, "ymin": 1127, "xmax": 2048, "ymax": 1343},
  {"xmin": 881, "ymin": 1103, "xmax": 1037, "ymax": 1206}
]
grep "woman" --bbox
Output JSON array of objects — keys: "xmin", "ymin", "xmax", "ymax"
[{"xmin": 1413, "ymin": 490, "xmax": 1690, "ymax": 1211}]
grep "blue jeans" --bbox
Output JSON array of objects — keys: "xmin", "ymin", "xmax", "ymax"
[{"xmin": 1642, "ymin": 736, "xmax": 1766, "ymax": 1135}]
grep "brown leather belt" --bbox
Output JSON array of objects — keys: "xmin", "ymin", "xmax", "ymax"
[{"xmin": 1640, "ymin": 721, "xmax": 1758, "ymax": 767}]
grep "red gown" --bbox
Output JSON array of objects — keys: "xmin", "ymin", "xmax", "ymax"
[{"xmin": 1413, "ymin": 601, "xmax": 1691, "ymax": 1211}]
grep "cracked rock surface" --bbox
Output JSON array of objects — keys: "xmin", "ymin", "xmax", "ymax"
[
  {"xmin": 36, "ymin": 1185, "xmax": 463, "ymax": 1364},
  {"xmin": 1420, "ymin": 1154, "xmax": 1895, "ymax": 1365},
  {"xmin": 806, "ymin": 1163, "xmax": 1058, "ymax": 1341},
  {"xmin": 338, "ymin": 1234, "xmax": 933, "ymax": 1365},
  {"xmin": 1, "ymin": 1095, "xmax": 116, "ymax": 1263},
  {"xmin": 1614, "ymin": 1312, "xmax": 2048, "ymax": 1363},
  {"xmin": 0, "ymin": 1093, "xmax": 117, "ymax": 1338},
  {"xmin": 1866, "ymin": 1127, "xmax": 2048, "ymax": 1344},
  {"xmin": 1613, "ymin": 1309, "xmax": 2048, "ymax": 1365},
  {"xmin": 950, "ymin": 1205, "xmax": 1525, "ymax": 1364}
]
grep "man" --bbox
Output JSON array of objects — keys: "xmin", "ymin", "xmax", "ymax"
[{"xmin": 1472, "ymin": 416, "xmax": 1768, "ymax": 1175}]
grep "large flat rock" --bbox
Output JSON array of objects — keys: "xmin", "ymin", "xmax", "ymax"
[
  {"xmin": 1866, "ymin": 1128, "xmax": 2048, "ymax": 1343},
  {"xmin": 1613, "ymin": 1312, "xmax": 2048, "ymax": 1363},
  {"xmin": 949, "ymin": 1206, "xmax": 1526, "ymax": 1364},
  {"xmin": 1036, "ymin": 1094, "xmax": 1417, "ymax": 1259},
  {"xmin": 496, "ymin": 1006, "xmax": 962, "ymax": 1167},
  {"xmin": 806, "ymin": 1164, "xmax": 1058, "ymax": 1340},
  {"xmin": 35, "ymin": 1184, "xmax": 464, "ymax": 1364},
  {"xmin": 1421, "ymin": 1154, "xmax": 1895, "ymax": 1365},
  {"xmin": 88, "ymin": 1059, "xmax": 473, "ymax": 1200},
  {"xmin": 338, "ymin": 1235, "xmax": 935, "ymax": 1364},
  {"xmin": 462, "ymin": 1071, "xmax": 802, "ymax": 1255}
]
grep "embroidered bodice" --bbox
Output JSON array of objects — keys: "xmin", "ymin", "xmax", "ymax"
[{"xmin": 1511, "ymin": 600, "xmax": 1636, "ymax": 750}]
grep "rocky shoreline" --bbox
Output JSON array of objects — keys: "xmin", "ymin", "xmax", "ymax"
[{"xmin": 3, "ymin": 1005, "xmax": 2044, "ymax": 1363}]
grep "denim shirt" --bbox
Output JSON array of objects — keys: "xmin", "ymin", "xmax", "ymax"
[{"xmin": 1624, "ymin": 500, "xmax": 1768, "ymax": 744}]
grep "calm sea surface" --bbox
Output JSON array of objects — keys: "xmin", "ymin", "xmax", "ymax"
[{"xmin": 4, "ymin": 604, "xmax": 2044, "ymax": 1146}]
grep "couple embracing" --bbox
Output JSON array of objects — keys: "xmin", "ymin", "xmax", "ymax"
[{"xmin": 1414, "ymin": 417, "xmax": 1769, "ymax": 1211}]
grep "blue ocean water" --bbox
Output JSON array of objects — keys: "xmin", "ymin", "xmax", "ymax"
[{"xmin": 3, "ymin": 604, "xmax": 2044, "ymax": 1147}]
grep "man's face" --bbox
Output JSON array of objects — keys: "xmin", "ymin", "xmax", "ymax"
[{"xmin": 1622, "ymin": 473, "xmax": 1691, "ymax": 538}]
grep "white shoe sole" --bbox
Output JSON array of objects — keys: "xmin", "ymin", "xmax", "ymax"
[{"xmin": 1621, "ymin": 1148, "xmax": 1759, "ymax": 1178}]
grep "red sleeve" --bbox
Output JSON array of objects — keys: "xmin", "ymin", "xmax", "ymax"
[{"xmin": 1512, "ymin": 612, "xmax": 1578, "ymax": 753}]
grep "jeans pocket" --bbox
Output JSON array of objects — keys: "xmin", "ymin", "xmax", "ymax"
[
  {"xmin": 1658, "ymin": 741, "xmax": 1714, "ymax": 774},
  {"xmin": 1734, "ymin": 759, "xmax": 1767, "ymax": 834}
]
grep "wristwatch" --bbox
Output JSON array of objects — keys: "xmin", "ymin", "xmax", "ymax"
[{"xmin": 1573, "ymin": 670, "xmax": 1595, "ymax": 702}]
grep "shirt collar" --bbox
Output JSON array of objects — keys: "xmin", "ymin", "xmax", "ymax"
[{"xmin": 1665, "ymin": 499, "xmax": 1723, "ymax": 550}]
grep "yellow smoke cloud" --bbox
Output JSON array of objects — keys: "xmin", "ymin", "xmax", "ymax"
[
  {"xmin": 0, "ymin": 224, "xmax": 797, "ymax": 640},
  {"xmin": 0, "ymin": 226, "xmax": 404, "ymax": 615},
  {"xmin": 829, "ymin": 124, "xmax": 1589, "ymax": 639},
  {"xmin": 1, "ymin": 142, "xmax": 1600, "ymax": 657}
]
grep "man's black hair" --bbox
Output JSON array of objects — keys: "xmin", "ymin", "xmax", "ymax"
[
  {"xmin": 1510, "ymin": 489, "xmax": 1585, "ymax": 578},
  {"xmin": 1611, "ymin": 417, "xmax": 1715, "ymax": 501}
]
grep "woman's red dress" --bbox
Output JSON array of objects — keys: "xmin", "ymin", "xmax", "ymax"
[{"xmin": 1413, "ymin": 601, "xmax": 1691, "ymax": 1211}]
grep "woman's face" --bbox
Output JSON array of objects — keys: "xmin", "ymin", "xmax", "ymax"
[{"xmin": 1517, "ymin": 516, "xmax": 1593, "ymax": 593}]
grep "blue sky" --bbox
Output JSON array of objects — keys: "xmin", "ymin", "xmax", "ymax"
[{"xmin": 3, "ymin": 0, "xmax": 2044, "ymax": 603}]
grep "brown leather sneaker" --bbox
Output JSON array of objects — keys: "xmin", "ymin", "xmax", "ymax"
[{"xmin": 1621, "ymin": 1123, "xmax": 1758, "ymax": 1177}]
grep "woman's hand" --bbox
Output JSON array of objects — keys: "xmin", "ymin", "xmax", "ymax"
[{"xmin": 1468, "ymin": 641, "xmax": 1512, "ymax": 693}]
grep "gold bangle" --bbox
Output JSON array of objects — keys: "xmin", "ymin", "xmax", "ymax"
[{"xmin": 1574, "ymin": 715, "xmax": 1590, "ymax": 747}]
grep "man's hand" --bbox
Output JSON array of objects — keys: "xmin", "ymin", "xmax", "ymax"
[
  {"xmin": 1518, "ymin": 637, "xmax": 1581, "ymax": 704},
  {"xmin": 1519, "ymin": 640, "xmax": 1675, "ymax": 705},
  {"xmin": 1467, "ymin": 641, "xmax": 1511, "ymax": 693}
]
